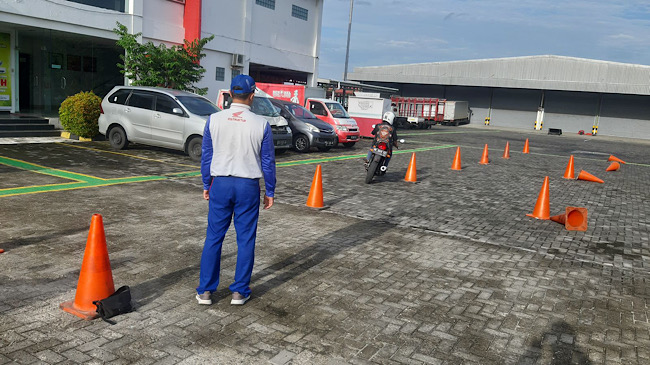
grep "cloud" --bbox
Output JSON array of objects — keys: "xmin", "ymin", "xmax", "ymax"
[{"xmin": 318, "ymin": 0, "xmax": 650, "ymax": 79}]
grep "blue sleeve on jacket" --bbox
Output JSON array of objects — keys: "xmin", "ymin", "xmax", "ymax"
[
  {"xmin": 260, "ymin": 123, "xmax": 276, "ymax": 197},
  {"xmin": 201, "ymin": 116, "xmax": 214, "ymax": 190}
]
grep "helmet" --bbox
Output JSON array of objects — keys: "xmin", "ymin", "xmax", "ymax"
[{"xmin": 382, "ymin": 111, "xmax": 396, "ymax": 125}]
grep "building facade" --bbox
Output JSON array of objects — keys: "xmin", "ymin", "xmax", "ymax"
[
  {"xmin": 348, "ymin": 56, "xmax": 650, "ymax": 140},
  {"xmin": 0, "ymin": 0, "xmax": 323, "ymax": 116}
]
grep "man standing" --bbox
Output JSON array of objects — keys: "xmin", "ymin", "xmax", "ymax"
[{"xmin": 197, "ymin": 75, "xmax": 276, "ymax": 306}]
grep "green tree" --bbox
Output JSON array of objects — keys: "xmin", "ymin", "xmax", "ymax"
[{"xmin": 113, "ymin": 22, "xmax": 214, "ymax": 95}]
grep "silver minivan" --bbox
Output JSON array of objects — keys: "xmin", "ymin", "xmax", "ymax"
[{"xmin": 98, "ymin": 86, "xmax": 220, "ymax": 161}]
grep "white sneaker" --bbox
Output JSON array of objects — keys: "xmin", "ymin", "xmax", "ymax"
[
  {"xmin": 196, "ymin": 291, "xmax": 212, "ymax": 305},
  {"xmin": 230, "ymin": 292, "xmax": 250, "ymax": 305}
]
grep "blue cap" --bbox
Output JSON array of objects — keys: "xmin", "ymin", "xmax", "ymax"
[{"xmin": 230, "ymin": 75, "xmax": 256, "ymax": 94}]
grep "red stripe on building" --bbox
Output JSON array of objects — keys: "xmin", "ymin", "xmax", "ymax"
[{"xmin": 183, "ymin": 0, "xmax": 202, "ymax": 43}]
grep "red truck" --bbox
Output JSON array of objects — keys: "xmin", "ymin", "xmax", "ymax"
[{"xmin": 391, "ymin": 96, "xmax": 445, "ymax": 129}]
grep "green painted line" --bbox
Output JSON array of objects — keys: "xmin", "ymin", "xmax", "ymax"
[
  {"xmin": 0, "ymin": 145, "xmax": 457, "ymax": 197},
  {"xmin": 0, "ymin": 156, "xmax": 105, "ymax": 183},
  {"xmin": 399, "ymin": 130, "xmax": 496, "ymax": 136},
  {"xmin": 277, "ymin": 145, "xmax": 456, "ymax": 167}
]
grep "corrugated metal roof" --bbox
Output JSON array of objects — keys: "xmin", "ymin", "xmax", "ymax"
[{"xmin": 347, "ymin": 55, "xmax": 650, "ymax": 95}]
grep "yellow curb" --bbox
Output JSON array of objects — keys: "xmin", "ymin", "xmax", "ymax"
[
  {"xmin": 78, "ymin": 137, "xmax": 93, "ymax": 142},
  {"xmin": 60, "ymin": 131, "xmax": 71, "ymax": 139}
]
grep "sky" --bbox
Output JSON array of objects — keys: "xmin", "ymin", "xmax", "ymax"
[{"xmin": 318, "ymin": 0, "xmax": 650, "ymax": 80}]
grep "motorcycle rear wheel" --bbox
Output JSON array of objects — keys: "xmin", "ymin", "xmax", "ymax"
[{"xmin": 365, "ymin": 158, "xmax": 380, "ymax": 184}]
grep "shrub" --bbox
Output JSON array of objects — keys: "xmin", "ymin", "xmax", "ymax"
[{"xmin": 59, "ymin": 91, "xmax": 102, "ymax": 138}]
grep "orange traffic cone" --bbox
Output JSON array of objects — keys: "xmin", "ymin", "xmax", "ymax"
[
  {"xmin": 550, "ymin": 207, "xmax": 588, "ymax": 231},
  {"xmin": 526, "ymin": 176, "xmax": 550, "ymax": 220},
  {"xmin": 0, "ymin": 248, "xmax": 4, "ymax": 254},
  {"xmin": 608, "ymin": 155, "xmax": 626, "ymax": 164},
  {"xmin": 577, "ymin": 170, "xmax": 604, "ymax": 184},
  {"xmin": 306, "ymin": 165, "xmax": 324, "ymax": 208},
  {"xmin": 563, "ymin": 155, "xmax": 575, "ymax": 179},
  {"xmin": 60, "ymin": 214, "xmax": 115, "ymax": 320},
  {"xmin": 502, "ymin": 142, "xmax": 510, "ymax": 159},
  {"xmin": 550, "ymin": 207, "xmax": 587, "ymax": 231},
  {"xmin": 404, "ymin": 153, "xmax": 417, "ymax": 182},
  {"xmin": 451, "ymin": 147, "xmax": 462, "ymax": 171},
  {"xmin": 479, "ymin": 144, "xmax": 489, "ymax": 165},
  {"xmin": 606, "ymin": 162, "xmax": 620, "ymax": 172},
  {"xmin": 523, "ymin": 139, "xmax": 530, "ymax": 154}
]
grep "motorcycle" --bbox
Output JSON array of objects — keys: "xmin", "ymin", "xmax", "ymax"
[{"xmin": 364, "ymin": 138, "xmax": 405, "ymax": 184}]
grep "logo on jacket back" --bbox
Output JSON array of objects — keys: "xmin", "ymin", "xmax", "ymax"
[{"xmin": 228, "ymin": 111, "xmax": 246, "ymax": 122}]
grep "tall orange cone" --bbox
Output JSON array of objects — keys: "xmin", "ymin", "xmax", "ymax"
[
  {"xmin": 523, "ymin": 139, "xmax": 530, "ymax": 154},
  {"xmin": 550, "ymin": 207, "xmax": 588, "ymax": 231},
  {"xmin": 502, "ymin": 142, "xmax": 510, "ymax": 159},
  {"xmin": 526, "ymin": 176, "xmax": 550, "ymax": 220},
  {"xmin": 563, "ymin": 155, "xmax": 575, "ymax": 179},
  {"xmin": 60, "ymin": 214, "xmax": 115, "ymax": 320},
  {"xmin": 608, "ymin": 155, "xmax": 626, "ymax": 164},
  {"xmin": 479, "ymin": 144, "xmax": 489, "ymax": 165},
  {"xmin": 451, "ymin": 147, "xmax": 462, "ymax": 171},
  {"xmin": 576, "ymin": 170, "xmax": 604, "ymax": 183},
  {"xmin": 404, "ymin": 153, "xmax": 417, "ymax": 182},
  {"xmin": 306, "ymin": 165, "xmax": 324, "ymax": 208},
  {"xmin": 606, "ymin": 162, "xmax": 620, "ymax": 172}
]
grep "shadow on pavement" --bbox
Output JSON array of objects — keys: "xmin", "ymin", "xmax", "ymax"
[
  {"xmin": 251, "ymin": 220, "xmax": 395, "ymax": 299},
  {"xmin": 517, "ymin": 320, "xmax": 591, "ymax": 365}
]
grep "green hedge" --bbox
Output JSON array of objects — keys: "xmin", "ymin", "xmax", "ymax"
[{"xmin": 59, "ymin": 91, "xmax": 102, "ymax": 138}]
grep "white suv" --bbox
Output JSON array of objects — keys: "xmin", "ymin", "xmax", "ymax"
[{"xmin": 98, "ymin": 86, "xmax": 220, "ymax": 161}]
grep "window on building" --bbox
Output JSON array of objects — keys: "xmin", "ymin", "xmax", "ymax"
[
  {"xmin": 232, "ymin": 69, "xmax": 242, "ymax": 79},
  {"xmin": 66, "ymin": 0, "xmax": 125, "ymax": 12},
  {"xmin": 292, "ymin": 5, "xmax": 308, "ymax": 21},
  {"xmin": 256, "ymin": 0, "xmax": 275, "ymax": 10},
  {"xmin": 215, "ymin": 67, "xmax": 225, "ymax": 81}
]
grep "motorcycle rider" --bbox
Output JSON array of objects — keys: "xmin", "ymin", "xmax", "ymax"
[{"xmin": 365, "ymin": 111, "xmax": 399, "ymax": 171}]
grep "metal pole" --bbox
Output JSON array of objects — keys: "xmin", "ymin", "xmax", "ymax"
[{"xmin": 343, "ymin": 0, "xmax": 354, "ymax": 81}]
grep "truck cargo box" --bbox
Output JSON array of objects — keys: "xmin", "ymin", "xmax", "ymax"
[
  {"xmin": 347, "ymin": 95, "xmax": 391, "ymax": 137},
  {"xmin": 443, "ymin": 101, "xmax": 469, "ymax": 125}
]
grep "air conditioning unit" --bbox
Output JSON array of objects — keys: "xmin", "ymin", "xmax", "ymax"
[{"xmin": 231, "ymin": 54, "xmax": 244, "ymax": 68}]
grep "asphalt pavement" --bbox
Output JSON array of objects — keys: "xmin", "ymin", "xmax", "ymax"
[{"xmin": 1, "ymin": 125, "xmax": 649, "ymax": 364}]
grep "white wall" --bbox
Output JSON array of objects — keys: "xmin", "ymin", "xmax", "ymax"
[
  {"xmin": 0, "ymin": 0, "xmax": 140, "ymax": 39},
  {"xmin": 200, "ymin": 0, "xmax": 321, "ymax": 81},
  {"xmin": 142, "ymin": 0, "xmax": 184, "ymax": 44}
]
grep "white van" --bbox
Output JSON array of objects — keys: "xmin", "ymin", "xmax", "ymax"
[
  {"xmin": 216, "ymin": 89, "xmax": 292, "ymax": 153},
  {"xmin": 98, "ymin": 86, "xmax": 220, "ymax": 161}
]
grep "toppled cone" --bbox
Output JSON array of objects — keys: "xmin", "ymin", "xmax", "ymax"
[
  {"xmin": 563, "ymin": 155, "xmax": 575, "ymax": 179},
  {"xmin": 608, "ymin": 155, "xmax": 626, "ymax": 164},
  {"xmin": 606, "ymin": 162, "xmax": 620, "ymax": 172},
  {"xmin": 306, "ymin": 164, "xmax": 324, "ymax": 208},
  {"xmin": 577, "ymin": 170, "xmax": 604, "ymax": 183},
  {"xmin": 526, "ymin": 176, "xmax": 550, "ymax": 220},
  {"xmin": 405, "ymin": 153, "xmax": 417, "ymax": 182},
  {"xmin": 550, "ymin": 207, "xmax": 588, "ymax": 231},
  {"xmin": 61, "ymin": 214, "xmax": 115, "ymax": 320}
]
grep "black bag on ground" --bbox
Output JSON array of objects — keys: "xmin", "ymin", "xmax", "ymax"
[{"xmin": 93, "ymin": 285, "xmax": 133, "ymax": 325}]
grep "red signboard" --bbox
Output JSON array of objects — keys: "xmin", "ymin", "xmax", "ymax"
[{"xmin": 256, "ymin": 83, "xmax": 305, "ymax": 105}]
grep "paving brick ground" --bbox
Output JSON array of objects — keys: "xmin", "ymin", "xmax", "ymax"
[{"xmin": 1, "ymin": 126, "xmax": 649, "ymax": 364}]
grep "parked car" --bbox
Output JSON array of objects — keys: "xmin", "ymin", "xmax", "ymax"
[
  {"xmin": 269, "ymin": 99, "xmax": 337, "ymax": 153},
  {"xmin": 98, "ymin": 86, "xmax": 220, "ymax": 161},
  {"xmin": 304, "ymin": 98, "xmax": 360, "ymax": 148},
  {"xmin": 216, "ymin": 89, "xmax": 293, "ymax": 154}
]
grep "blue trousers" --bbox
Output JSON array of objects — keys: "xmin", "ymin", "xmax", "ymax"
[{"xmin": 197, "ymin": 176, "xmax": 260, "ymax": 297}]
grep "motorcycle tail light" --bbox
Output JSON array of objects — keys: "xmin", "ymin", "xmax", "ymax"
[{"xmin": 378, "ymin": 142, "xmax": 387, "ymax": 150}]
